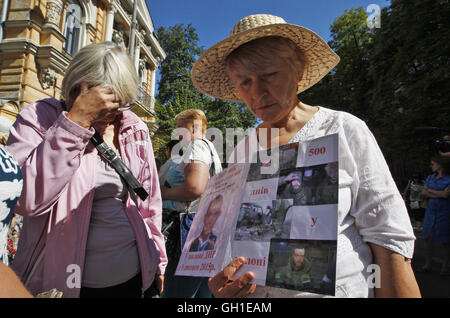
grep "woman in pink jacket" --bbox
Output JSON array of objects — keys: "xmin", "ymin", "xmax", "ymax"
[{"xmin": 6, "ymin": 42, "xmax": 167, "ymax": 298}]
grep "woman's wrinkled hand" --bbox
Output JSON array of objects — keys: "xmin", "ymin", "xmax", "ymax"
[
  {"xmin": 208, "ymin": 257, "xmax": 256, "ymax": 298},
  {"xmin": 67, "ymin": 83, "xmax": 121, "ymax": 129}
]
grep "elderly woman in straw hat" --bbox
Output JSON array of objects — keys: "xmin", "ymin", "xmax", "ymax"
[
  {"xmin": 6, "ymin": 42, "xmax": 166, "ymax": 298},
  {"xmin": 192, "ymin": 14, "xmax": 420, "ymax": 298}
]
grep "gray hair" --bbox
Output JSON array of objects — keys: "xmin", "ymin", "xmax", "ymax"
[{"xmin": 61, "ymin": 42, "xmax": 139, "ymax": 109}]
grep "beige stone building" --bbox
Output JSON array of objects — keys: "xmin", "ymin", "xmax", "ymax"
[{"xmin": 0, "ymin": 0, "xmax": 165, "ymax": 138}]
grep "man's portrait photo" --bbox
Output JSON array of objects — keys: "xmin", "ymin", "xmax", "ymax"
[{"xmin": 188, "ymin": 194, "xmax": 223, "ymax": 252}]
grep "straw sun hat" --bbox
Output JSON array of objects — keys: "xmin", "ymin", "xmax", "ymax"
[{"xmin": 191, "ymin": 14, "xmax": 340, "ymax": 103}]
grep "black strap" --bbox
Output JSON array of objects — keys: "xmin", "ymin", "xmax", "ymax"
[
  {"xmin": 90, "ymin": 131, "xmax": 148, "ymax": 201},
  {"xmin": 200, "ymin": 138, "xmax": 218, "ymax": 176},
  {"xmin": 60, "ymin": 100, "xmax": 148, "ymax": 201}
]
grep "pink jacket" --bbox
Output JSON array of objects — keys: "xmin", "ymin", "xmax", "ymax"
[{"xmin": 6, "ymin": 98, "xmax": 167, "ymax": 297}]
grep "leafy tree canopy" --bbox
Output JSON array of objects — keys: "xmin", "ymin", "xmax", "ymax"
[{"xmin": 301, "ymin": 0, "xmax": 450, "ymax": 185}]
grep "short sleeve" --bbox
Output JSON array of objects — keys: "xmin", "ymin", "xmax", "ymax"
[
  {"xmin": 344, "ymin": 118, "xmax": 415, "ymax": 258},
  {"xmin": 179, "ymin": 139, "xmax": 212, "ymax": 170}
]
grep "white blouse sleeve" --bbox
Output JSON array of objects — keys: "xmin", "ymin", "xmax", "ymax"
[{"xmin": 342, "ymin": 116, "xmax": 415, "ymax": 258}]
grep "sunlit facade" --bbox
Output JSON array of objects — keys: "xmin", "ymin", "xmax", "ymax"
[{"xmin": 0, "ymin": 0, "xmax": 165, "ymax": 136}]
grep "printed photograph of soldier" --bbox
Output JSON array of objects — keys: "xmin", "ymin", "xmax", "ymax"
[
  {"xmin": 234, "ymin": 199, "xmax": 293, "ymax": 241},
  {"xmin": 315, "ymin": 161, "xmax": 338, "ymax": 205},
  {"xmin": 246, "ymin": 144, "xmax": 299, "ymax": 182},
  {"xmin": 266, "ymin": 239, "xmax": 337, "ymax": 295},
  {"xmin": 277, "ymin": 169, "xmax": 315, "ymax": 205},
  {"xmin": 279, "ymin": 143, "xmax": 299, "ymax": 171},
  {"xmin": 276, "ymin": 162, "xmax": 339, "ymax": 206},
  {"xmin": 247, "ymin": 160, "xmax": 279, "ymax": 182},
  {"xmin": 188, "ymin": 194, "xmax": 223, "ymax": 252}
]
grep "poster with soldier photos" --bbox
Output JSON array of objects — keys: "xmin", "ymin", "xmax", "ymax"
[{"xmin": 176, "ymin": 134, "xmax": 338, "ymax": 296}]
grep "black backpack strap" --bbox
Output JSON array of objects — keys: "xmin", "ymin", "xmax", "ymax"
[
  {"xmin": 200, "ymin": 138, "xmax": 218, "ymax": 176},
  {"xmin": 61, "ymin": 99, "xmax": 148, "ymax": 201}
]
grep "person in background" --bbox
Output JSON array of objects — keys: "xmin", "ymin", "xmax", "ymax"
[
  {"xmin": 0, "ymin": 130, "xmax": 23, "ymax": 266},
  {"xmin": 417, "ymin": 155, "xmax": 450, "ymax": 275},
  {"xmin": 403, "ymin": 173, "xmax": 425, "ymax": 232},
  {"xmin": 0, "ymin": 145, "xmax": 32, "ymax": 298},
  {"xmin": 191, "ymin": 14, "xmax": 420, "ymax": 298},
  {"xmin": 6, "ymin": 42, "xmax": 166, "ymax": 298},
  {"xmin": 0, "ymin": 144, "xmax": 21, "ymax": 268},
  {"xmin": 160, "ymin": 109, "xmax": 222, "ymax": 298},
  {"xmin": 0, "ymin": 145, "xmax": 22, "ymax": 266}
]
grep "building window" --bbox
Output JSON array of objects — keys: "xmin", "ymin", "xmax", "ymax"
[{"xmin": 63, "ymin": 0, "xmax": 82, "ymax": 55}]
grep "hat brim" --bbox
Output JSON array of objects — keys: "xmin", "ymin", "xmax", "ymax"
[{"xmin": 191, "ymin": 23, "xmax": 340, "ymax": 103}]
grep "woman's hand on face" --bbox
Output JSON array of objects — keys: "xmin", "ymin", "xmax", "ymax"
[
  {"xmin": 208, "ymin": 257, "xmax": 256, "ymax": 298},
  {"xmin": 67, "ymin": 83, "xmax": 121, "ymax": 129}
]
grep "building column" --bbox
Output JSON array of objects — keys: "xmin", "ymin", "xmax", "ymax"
[
  {"xmin": 45, "ymin": 0, "xmax": 63, "ymax": 28},
  {"xmin": 38, "ymin": 0, "xmax": 65, "ymax": 91},
  {"xmin": 104, "ymin": 1, "xmax": 117, "ymax": 42},
  {"xmin": 150, "ymin": 68, "xmax": 156, "ymax": 98},
  {"xmin": 134, "ymin": 41, "xmax": 141, "ymax": 74}
]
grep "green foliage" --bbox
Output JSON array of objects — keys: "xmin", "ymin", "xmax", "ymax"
[
  {"xmin": 156, "ymin": 24, "xmax": 203, "ymax": 105},
  {"xmin": 301, "ymin": 0, "xmax": 450, "ymax": 185},
  {"xmin": 368, "ymin": 0, "xmax": 450, "ymax": 182},
  {"xmin": 302, "ymin": 7, "xmax": 375, "ymax": 121},
  {"xmin": 154, "ymin": 24, "xmax": 257, "ymax": 161}
]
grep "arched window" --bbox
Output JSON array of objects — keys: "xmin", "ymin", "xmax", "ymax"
[{"xmin": 63, "ymin": 0, "xmax": 82, "ymax": 55}]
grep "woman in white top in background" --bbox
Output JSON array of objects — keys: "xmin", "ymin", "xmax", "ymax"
[
  {"xmin": 160, "ymin": 109, "xmax": 222, "ymax": 298},
  {"xmin": 191, "ymin": 14, "xmax": 421, "ymax": 298}
]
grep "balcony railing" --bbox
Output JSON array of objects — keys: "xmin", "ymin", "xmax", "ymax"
[
  {"xmin": 134, "ymin": 85, "xmax": 159, "ymax": 134},
  {"xmin": 136, "ymin": 85, "xmax": 155, "ymax": 117}
]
